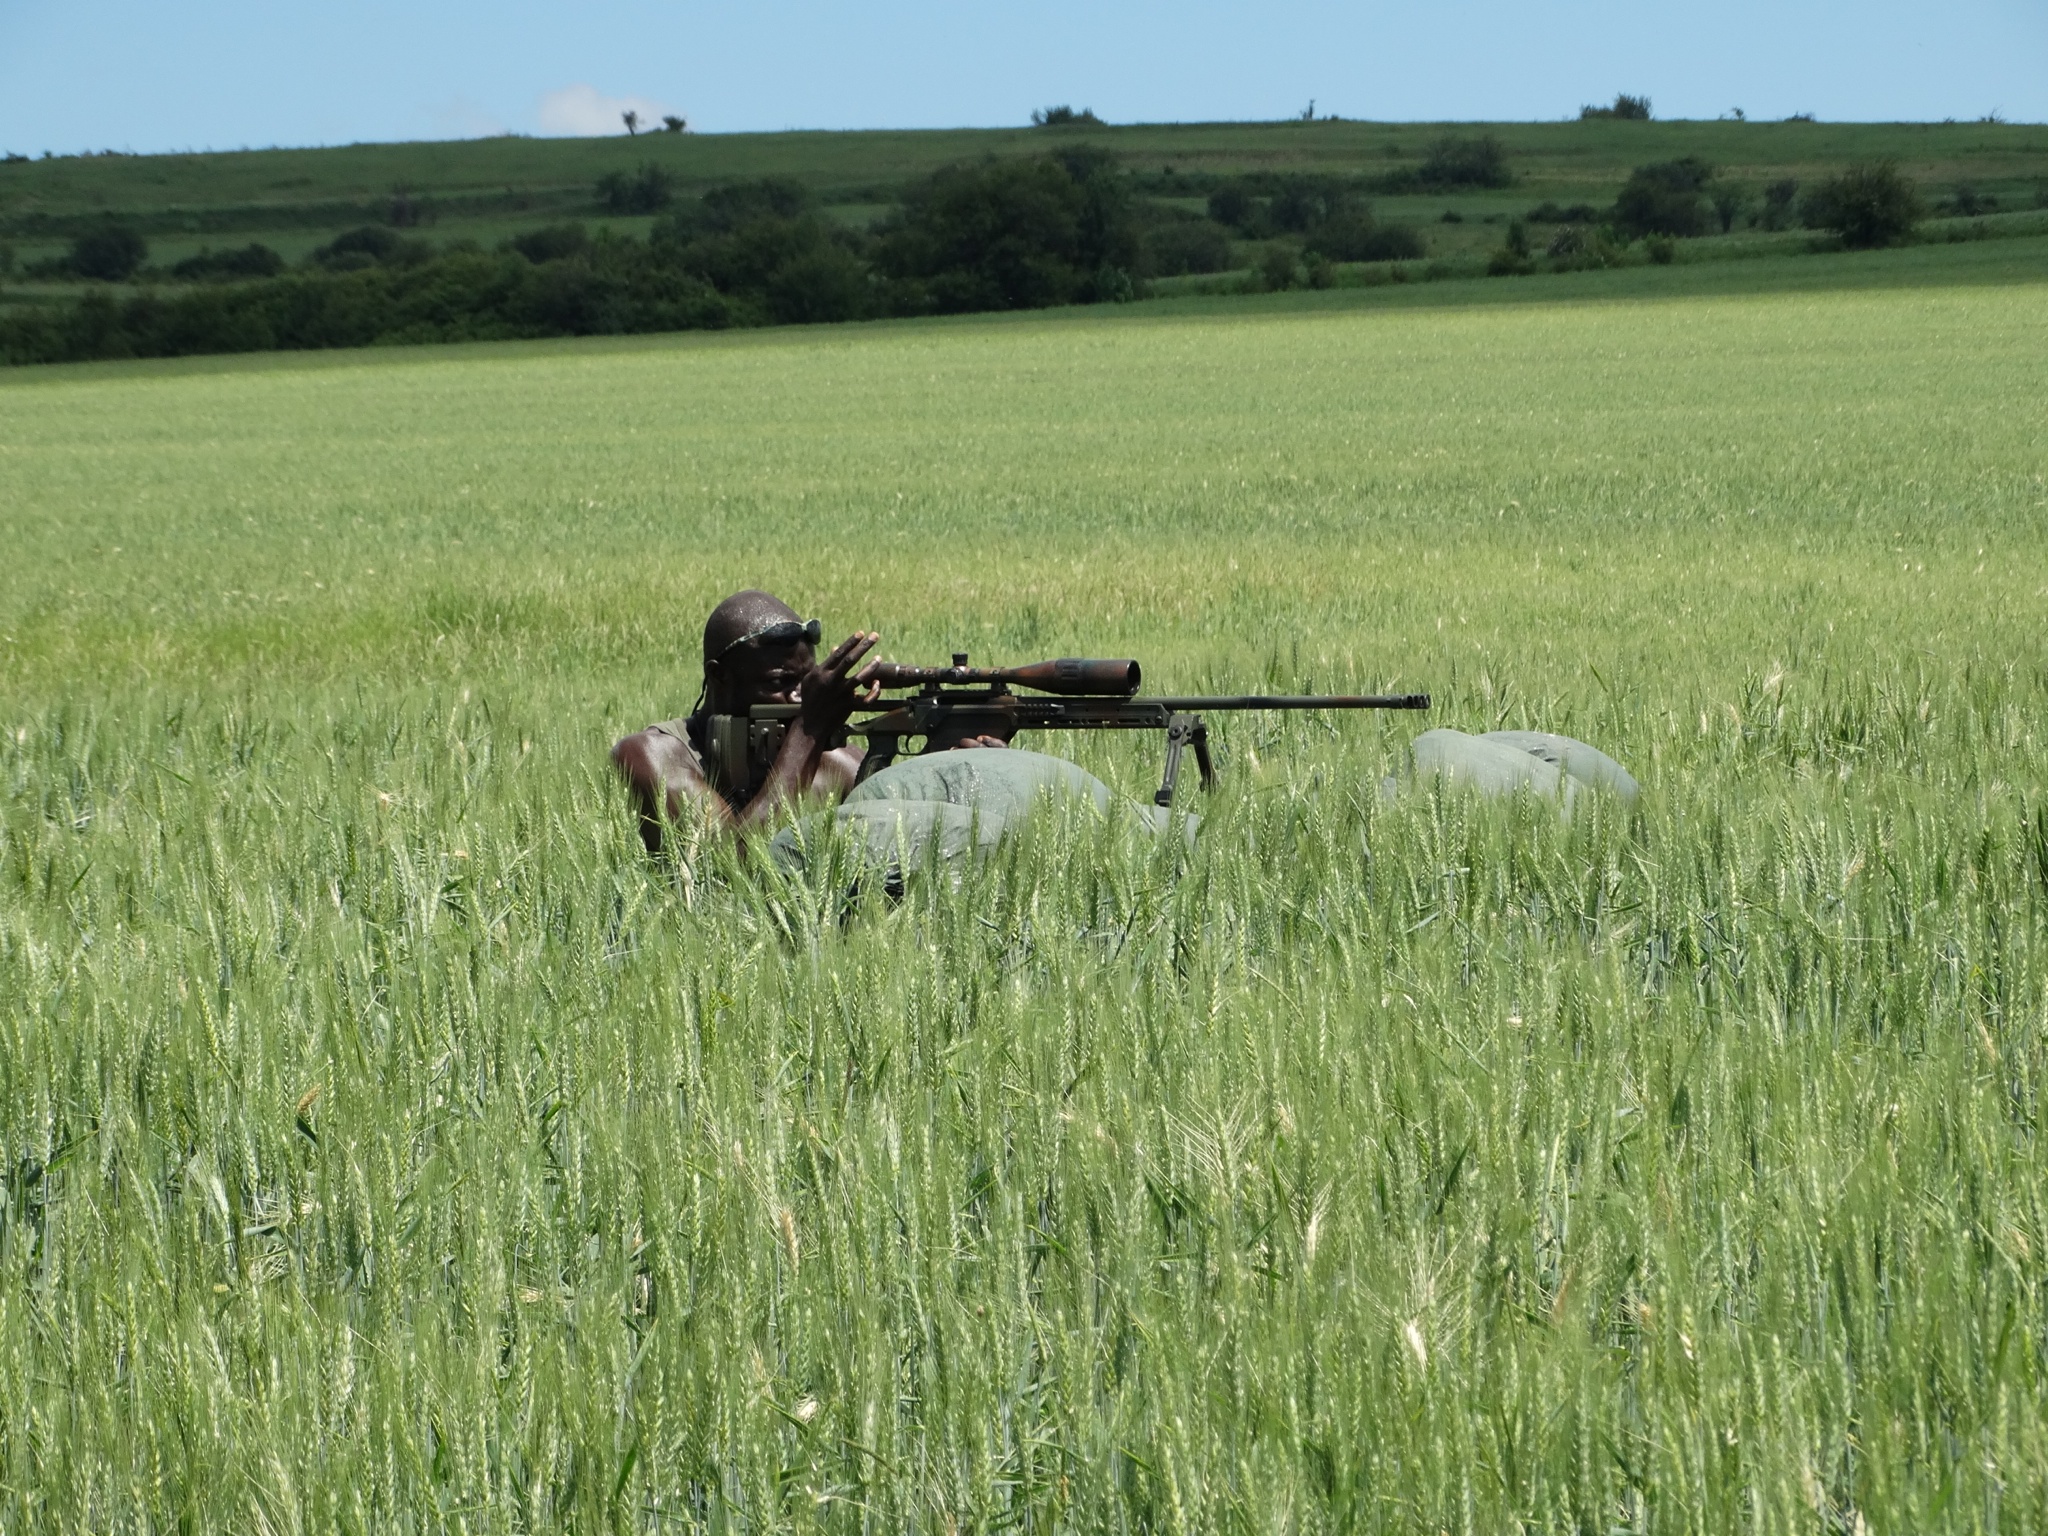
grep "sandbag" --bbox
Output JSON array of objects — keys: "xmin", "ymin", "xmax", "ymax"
[
  {"xmin": 845, "ymin": 748, "xmax": 1115, "ymax": 818},
  {"xmin": 1480, "ymin": 730, "xmax": 1639, "ymax": 800},
  {"xmin": 1411, "ymin": 728, "xmax": 1571, "ymax": 801},
  {"xmin": 766, "ymin": 749, "xmax": 1189, "ymax": 875}
]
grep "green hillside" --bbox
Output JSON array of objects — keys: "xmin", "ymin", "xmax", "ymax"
[
  {"xmin": 5, "ymin": 117, "xmax": 2043, "ymax": 257},
  {"xmin": 4, "ymin": 115, "xmax": 2045, "ymax": 366}
]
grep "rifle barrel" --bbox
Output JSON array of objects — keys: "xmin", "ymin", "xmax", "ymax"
[{"xmin": 1149, "ymin": 694, "xmax": 1430, "ymax": 711}]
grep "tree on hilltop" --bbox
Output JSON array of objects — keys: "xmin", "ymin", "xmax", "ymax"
[
  {"xmin": 1581, "ymin": 94, "xmax": 1652, "ymax": 121},
  {"xmin": 622, "ymin": 109, "xmax": 641, "ymax": 136},
  {"xmin": 1032, "ymin": 106, "xmax": 1104, "ymax": 127}
]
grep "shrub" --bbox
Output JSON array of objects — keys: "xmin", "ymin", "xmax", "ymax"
[
  {"xmin": 1645, "ymin": 234, "xmax": 1676, "ymax": 264},
  {"xmin": 762, "ymin": 245, "xmax": 871, "ymax": 324},
  {"xmin": 0, "ymin": 241, "xmax": 741, "ymax": 365},
  {"xmin": 875, "ymin": 151, "xmax": 1139, "ymax": 313},
  {"xmin": 1546, "ymin": 224, "xmax": 1626, "ymax": 270},
  {"xmin": 1942, "ymin": 185, "xmax": 1997, "ymax": 216},
  {"xmin": 597, "ymin": 164, "xmax": 674, "ymax": 215},
  {"xmin": 68, "ymin": 225, "xmax": 148, "ymax": 281},
  {"xmin": 1143, "ymin": 219, "xmax": 1233, "ymax": 276},
  {"xmin": 1031, "ymin": 106, "xmax": 1104, "ymax": 127},
  {"xmin": 1710, "ymin": 187, "xmax": 1745, "ymax": 233},
  {"xmin": 310, "ymin": 226, "xmax": 431, "ymax": 271},
  {"xmin": 1207, "ymin": 185, "xmax": 1256, "ymax": 231},
  {"xmin": 1259, "ymin": 245, "xmax": 1297, "ymax": 291},
  {"xmin": 1309, "ymin": 218, "xmax": 1424, "ymax": 262},
  {"xmin": 1266, "ymin": 176, "xmax": 1356, "ymax": 232},
  {"xmin": 509, "ymin": 224, "xmax": 591, "ymax": 264},
  {"xmin": 1416, "ymin": 135, "xmax": 1511, "ymax": 189},
  {"xmin": 1613, "ymin": 158, "xmax": 1714, "ymax": 239},
  {"xmin": 1758, "ymin": 178, "xmax": 1799, "ymax": 231},
  {"xmin": 1801, "ymin": 161, "xmax": 1921, "ymax": 248},
  {"xmin": 1299, "ymin": 209, "xmax": 1372, "ymax": 260},
  {"xmin": 1439, "ymin": 209, "xmax": 1463, "ymax": 223},
  {"xmin": 1526, "ymin": 201, "xmax": 1600, "ymax": 224},
  {"xmin": 642, "ymin": 179, "xmax": 878, "ymax": 322},
  {"xmin": 1581, "ymin": 94, "xmax": 1652, "ymax": 121},
  {"xmin": 171, "ymin": 244, "xmax": 286, "ymax": 281},
  {"xmin": 1486, "ymin": 221, "xmax": 1535, "ymax": 276},
  {"xmin": 694, "ymin": 177, "xmax": 809, "ymax": 232}
]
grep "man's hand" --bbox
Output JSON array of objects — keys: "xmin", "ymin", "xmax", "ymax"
[{"xmin": 796, "ymin": 630, "xmax": 881, "ymax": 740}]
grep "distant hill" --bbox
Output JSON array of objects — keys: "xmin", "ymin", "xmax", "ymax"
[
  {"xmin": 5, "ymin": 118, "xmax": 2041, "ymax": 253},
  {"xmin": 3, "ymin": 117, "xmax": 2043, "ymax": 365}
]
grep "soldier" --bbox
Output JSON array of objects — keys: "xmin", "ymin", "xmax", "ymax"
[{"xmin": 611, "ymin": 589, "xmax": 1003, "ymax": 853}]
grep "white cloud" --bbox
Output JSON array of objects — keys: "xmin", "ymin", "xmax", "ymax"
[{"xmin": 538, "ymin": 83, "xmax": 673, "ymax": 137}]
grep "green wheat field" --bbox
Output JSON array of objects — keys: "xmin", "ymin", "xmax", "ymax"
[{"xmin": 4, "ymin": 275, "xmax": 2047, "ymax": 1531}]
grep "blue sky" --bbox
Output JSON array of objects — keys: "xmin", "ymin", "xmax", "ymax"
[{"xmin": 1, "ymin": 0, "xmax": 2041, "ymax": 155}]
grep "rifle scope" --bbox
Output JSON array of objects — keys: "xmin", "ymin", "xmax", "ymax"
[{"xmin": 867, "ymin": 657, "xmax": 1141, "ymax": 696}]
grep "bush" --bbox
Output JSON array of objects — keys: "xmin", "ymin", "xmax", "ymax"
[
  {"xmin": 1207, "ymin": 186, "xmax": 1256, "ymax": 231},
  {"xmin": 171, "ymin": 244, "xmax": 286, "ymax": 281},
  {"xmin": 762, "ymin": 245, "xmax": 872, "ymax": 324},
  {"xmin": 1308, "ymin": 218, "xmax": 1424, "ymax": 262},
  {"xmin": 1613, "ymin": 158, "xmax": 1714, "ymax": 239},
  {"xmin": 1, "ymin": 241, "xmax": 739, "ymax": 365},
  {"xmin": 1031, "ymin": 106, "xmax": 1104, "ymax": 127},
  {"xmin": 1259, "ymin": 245, "xmax": 1297, "ymax": 291},
  {"xmin": 1547, "ymin": 225, "xmax": 1626, "ymax": 270},
  {"xmin": 1581, "ymin": 94, "xmax": 1652, "ymax": 121},
  {"xmin": 508, "ymin": 224, "xmax": 591, "ymax": 264},
  {"xmin": 1801, "ymin": 161, "xmax": 1920, "ymax": 248},
  {"xmin": 875, "ymin": 150, "xmax": 1140, "ymax": 313},
  {"xmin": 1439, "ymin": 209, "xmax": 1463, "ymax": 223},
  {"xmin": 597, "ymin": 164, "xmax": 674, "ymax": 215},
  {"xmin": 693, "ymin": 177, "xmax": 809, "ymax": 232},
  {"xmin": 1486, "ymin": 221, "xmax": 1535, "ymax": 276},
  {"xmin": 68, "ymin": 225, "xmax": 148, "ymax": 281},
  {"xmin": 1299, "ymin": 209, "xmax": 1371, "ymax": 260},
  {"xmin": 1942, "ymin": 185, "xmax": 1997, "ymax": 216},
  {"xmin": 1645, "ymin": 234, "xmax": 1676, "ymax": 264},
  {"xmin": 310, "ymin": 226, "xmax": 432, "ymax": 271},
  {"xmin": 1526, "ymin": 201, "xmax": 1600, "ymax": 224},
  {"xmin": 1416, "ymin": 135, "xmax": 1511, "ymax": 189},
  {"xmin": 1266, "ymin": 176, "xmax": 1356, "ymax": 231},
  {"xmin": 1710, "ymin": 187, "xmax": 1745, "ymax": 233},
  {"xmin": 1758, "ymin": 178, "xmax": 1799, "ymax": 231},
  {"xmin": 1143, "ymin": 219, "xmax": 1233, "ymax": 276}
]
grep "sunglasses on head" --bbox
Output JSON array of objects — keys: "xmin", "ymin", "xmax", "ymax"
[{"xmin": 717, "ymin": 617, "xmax": 821, "ymax": 659}]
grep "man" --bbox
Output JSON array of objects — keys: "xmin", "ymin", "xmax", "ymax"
[{"xmin": 612, "ymin": 589, "xmax": 1004, "ymax": 853}]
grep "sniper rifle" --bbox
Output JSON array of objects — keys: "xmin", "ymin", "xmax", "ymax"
[{"xmin": 717, "ymin": 655, "xmax": 1429, "ymax": 808}]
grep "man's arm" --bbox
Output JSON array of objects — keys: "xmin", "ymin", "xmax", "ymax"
[{"xmin": 611, "ymin": 728, "xmax": 722, "ymax": 853}]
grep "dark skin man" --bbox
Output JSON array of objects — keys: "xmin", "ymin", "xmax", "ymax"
[{"xmin": 611, "ymin": 589, "xmax": 1004, "ymax": 854}]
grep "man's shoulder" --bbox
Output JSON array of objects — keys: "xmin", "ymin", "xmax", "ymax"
[{"xmin": 615, "ymin": 717, "xmax": 704, "ymax": 775}]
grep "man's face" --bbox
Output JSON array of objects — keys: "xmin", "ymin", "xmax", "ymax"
[{"xmin": 715, "ymin": 636, "xmax": 815, "ymax": 708}]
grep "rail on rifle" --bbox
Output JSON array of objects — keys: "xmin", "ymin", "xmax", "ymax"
[{"xmin": 741, "ymin": 653, "xmax": 1430, "ymax": 809}]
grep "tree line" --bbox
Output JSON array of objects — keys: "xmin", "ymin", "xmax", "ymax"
[{"xmin": 0, "ymin": 139, "xmax": 1930, "ymax": 366}]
